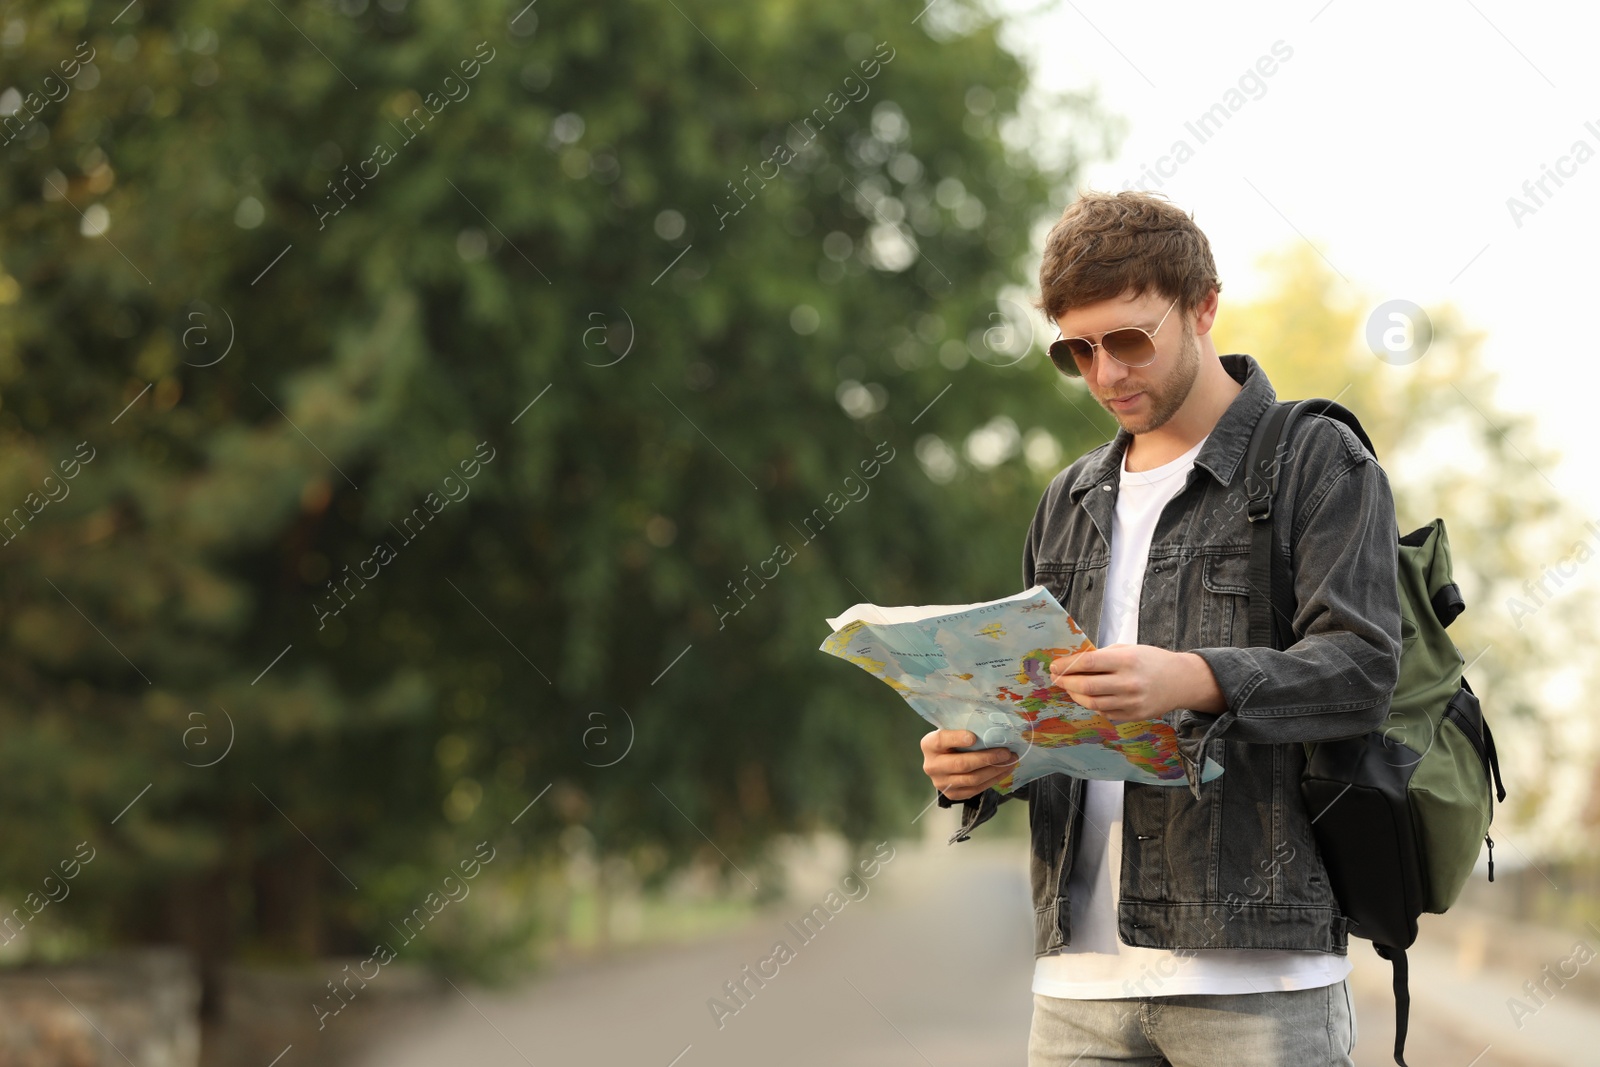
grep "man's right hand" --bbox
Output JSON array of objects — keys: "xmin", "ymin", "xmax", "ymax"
[{"xmin": 920, "ymin": 729, "xmax": 1018, "ymax": 802}]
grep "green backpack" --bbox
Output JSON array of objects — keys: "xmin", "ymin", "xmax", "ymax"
[{"xmin": 1242, "ymin": 398, "xmax": 1507, "ymax": 1067}]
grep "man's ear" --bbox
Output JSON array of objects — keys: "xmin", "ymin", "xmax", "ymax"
[{"xmin": 1192, "ymin": 288, "xmax": 1221, "ymax": 335}]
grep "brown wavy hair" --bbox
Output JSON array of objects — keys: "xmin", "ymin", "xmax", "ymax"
[{"xmin": 1034, "ymin": 190, "xmax": 1222, "ymax": 325}]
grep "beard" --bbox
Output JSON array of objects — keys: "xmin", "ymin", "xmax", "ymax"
[{"xmin": 1093, "ymin": 323, "xmax": 1200, "ymax": 434}]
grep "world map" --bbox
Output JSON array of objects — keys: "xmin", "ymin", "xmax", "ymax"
[{"xmin": 821, "ymin": 586, "xmax": 1223, "ymax": 793}]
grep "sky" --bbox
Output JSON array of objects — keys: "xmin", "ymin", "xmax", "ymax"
[{"xmin": 982, "ymin": 0, "xmax": 1599, "ymax": 521}]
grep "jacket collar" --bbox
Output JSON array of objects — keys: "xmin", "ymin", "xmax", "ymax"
[{"xmin": 1067, "ymin": 353, "xmax": 1276, "ymax": 499}]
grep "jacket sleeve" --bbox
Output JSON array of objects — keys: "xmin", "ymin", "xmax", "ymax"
[
  {"xmin": 936, "ymin": 781, "xmax": 1028, "ymax": 842},
  {"xmin": 1173, "ymin": 423, "xmax": 1403, "ymax": 792}
]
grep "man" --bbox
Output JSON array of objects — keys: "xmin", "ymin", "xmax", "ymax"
[{"xmin": 921, "ymin": 190, "xmax": 1401, "ymax": 1066}]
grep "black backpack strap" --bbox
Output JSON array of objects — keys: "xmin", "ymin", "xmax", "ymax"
[
  {"xmin": 1244, "ymin": 397, "xmax": 1381, "ymax": 650},
  {"xmin": 1374, "ymin": 944, "xmax": 1411, "ymax": 1066},
  {"xmin": 1243, "ymin": 401, "xmax": 1297, "ymax": 649},
  {"xmin": 1483, "ymin": 720, "xmax": 1507, "ymax": 803},
  {"xmin": 1460, "ymin": 678, "xmax": 1508, "ymax": 804}
]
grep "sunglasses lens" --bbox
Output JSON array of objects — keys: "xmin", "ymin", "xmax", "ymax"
[
  {"xmin": 1049, "ymin": 338, "xmax": 1091, "ymax": 376},
  {"xmin": 1103, "ymin": 328, "xmax": 1156, "ymax": 366}
]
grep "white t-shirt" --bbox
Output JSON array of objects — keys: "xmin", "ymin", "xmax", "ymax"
[{"xmin": 1032, "ymin": 434, "xmax": 1351, "ymax": 999}]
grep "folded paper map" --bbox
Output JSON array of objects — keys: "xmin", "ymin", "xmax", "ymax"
[{"xmin": 820, "ymin": 586, "xmax": 1223, "ymax": 794}]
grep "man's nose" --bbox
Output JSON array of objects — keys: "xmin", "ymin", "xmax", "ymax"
[{"xmin": 1094, "ymin": 347, "xmax": 1129, "ymax": 388}]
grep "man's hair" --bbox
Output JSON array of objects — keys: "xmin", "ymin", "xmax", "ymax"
[{"xmin": 1034, "ymin": 190, "xmax": 1222, "ymax": 325}]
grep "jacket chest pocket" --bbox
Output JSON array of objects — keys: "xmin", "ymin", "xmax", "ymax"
[
  {"xmin": 1036, "ymin": 564, "xmax": 1088, "ymax": 622},
  {"xmin": 1043, "ymin": 563, "xmax": 1107, "ymax": 646},
  {"xmin": 1199, "ymin": 551, "xmax": 1253, "ymax": 647}
]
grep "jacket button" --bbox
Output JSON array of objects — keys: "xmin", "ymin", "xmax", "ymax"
[{"xmin": 1101, "ymin": 484, "xmax": 1112, "ymax": 492}]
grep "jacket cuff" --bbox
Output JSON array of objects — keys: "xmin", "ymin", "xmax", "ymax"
[
  {"xmin": 1172, "ymin": 647, "xmax": 1267, "ymax": 797},
  {"xmin": 1188, "ymin": 646, "xmax": 1267, "ymax": 716},
  {"xmin": 1173, "ymin": 708, "xmax": 1232, "ymax": 799},
  {"xmin": 936, "ymin": 788, "xmax": 1004, "ymax": 844}
]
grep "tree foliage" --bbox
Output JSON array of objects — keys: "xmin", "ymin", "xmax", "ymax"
[{"xmin": 0, "ymin": 0, "xmax": 1116, "ymax": 989}]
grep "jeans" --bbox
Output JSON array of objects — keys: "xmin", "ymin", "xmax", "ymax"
[{"xmin": 1027, "ymin": 978, "xmax": 1357, "ymax": 1066}]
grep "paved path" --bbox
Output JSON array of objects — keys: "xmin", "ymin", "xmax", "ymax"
[
  {"xmin": 349, "ymin": 816, "xmax": 1596, "ymax": 1066},
  {"xmin": 1346, "ymin": 911, "xmax": 1596, "ymax": 1067}
]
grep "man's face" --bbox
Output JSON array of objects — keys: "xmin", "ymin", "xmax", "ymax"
[{"xmin": 1055, "ymin": 290, "xmax": 1199, "ymax": 435}]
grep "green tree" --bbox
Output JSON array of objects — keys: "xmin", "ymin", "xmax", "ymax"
[{"xmin": 0, "ymin": 0, "xmax": 1116, "ymax": 1009}]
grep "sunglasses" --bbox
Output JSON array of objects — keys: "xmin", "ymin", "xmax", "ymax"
[{"xmin": 1048, "ymin": 296, "xmax": 1180, "ymax": 377}]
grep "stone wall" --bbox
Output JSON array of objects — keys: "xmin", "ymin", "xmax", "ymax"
[{"xmin": 0, "ymin": 948, "xmax": 200, "ymax": 1067}]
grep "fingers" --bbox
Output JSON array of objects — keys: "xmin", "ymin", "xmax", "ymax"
[
  {"xmin": 1057, "ymin": 673, "xmax": 1110, "ymax": 698},
  {"xmin": 923, "ymin": 745, "xmax": 1015, "ymax": 776},
  {"xmin": 1052, "ymin": 645, "xmax": 1136, "ymax": 679},
  {"xmin": 1061, "ymin": 685, "xmax": 1129, "ymax": 715},
  {"xmin": 921, "ymin": 729, "xmax": 1013, "ymax": 767},
  {"xmin": 920, "ymin": 728, "xmax": 1017, "ymax": 794},
  {"xmin": 939, "ymin": 748, "xmax": 1017, "ymax": 774},
  {"xmin": 1050, "ymin": 648, "xmax": 1098, "ymax": 675},
  {"xmin": 921, "ymin": 728, "xmax": 978, "ymax": 755},
  {"xmin": 938, "ymin": 761, "xmax": 1015, "ymax": 801}
]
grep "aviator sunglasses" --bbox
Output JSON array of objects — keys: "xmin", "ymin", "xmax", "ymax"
[{"xmin": 1048, "ymin": 296, "xmax": 1180, "ymax": 377}]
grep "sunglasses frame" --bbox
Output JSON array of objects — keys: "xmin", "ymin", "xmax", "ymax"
[{"xmin": 1048, "ymin": 296, "xmax": 1181, "ymax": 377}]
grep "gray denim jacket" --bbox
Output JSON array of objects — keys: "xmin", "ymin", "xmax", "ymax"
[{"xmin": 937, "ymin": 353, "xmax": 1402, "ymax": 958}]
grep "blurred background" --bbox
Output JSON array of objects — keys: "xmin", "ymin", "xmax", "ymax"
[{"xmin": 2, "ymin": 0, "xmax": 1598, "ymax": 1063}]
